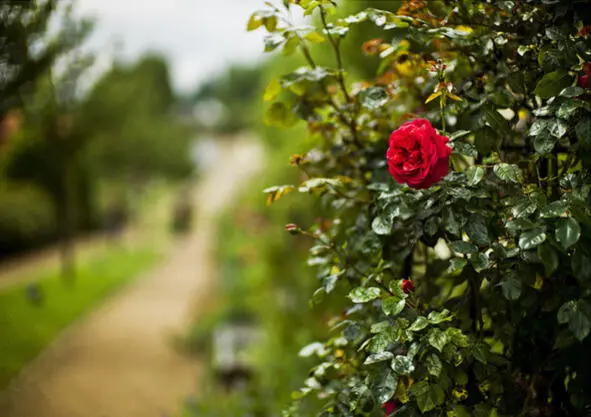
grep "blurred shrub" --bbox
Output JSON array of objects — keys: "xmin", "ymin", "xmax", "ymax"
[{"xmin": 0, "ymin": 182, "xmax": 55, "ymax": 254}]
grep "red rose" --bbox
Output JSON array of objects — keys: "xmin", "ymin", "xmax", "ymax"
[
  {"xmin": 401, "ymin": 279, "xmax": 414, "ymax": 294},
  {"xmin": 382, "ymin": 400, "xmax": 397, "ymax": 416},
  {"xmin": 386, "ymin": 118, "xmax": 451, "ymax": 189},
  {"xmin": 578, "ymin": 74, "xmax": 589, "ymax": 89}
]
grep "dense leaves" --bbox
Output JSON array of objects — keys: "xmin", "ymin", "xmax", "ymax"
[{"xmin": 250, "ymin": 0, "xmax": 591, "ymax": 415}]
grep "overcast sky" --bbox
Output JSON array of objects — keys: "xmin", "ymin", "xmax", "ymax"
[{"xmin": 75, "ymin": 0, "xmax": 271, "ymax": 93}]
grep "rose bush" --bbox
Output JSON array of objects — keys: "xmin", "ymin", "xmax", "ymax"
[{"xmin": 250, "ymin": 0, "xmax": 591, "ymax": 416}]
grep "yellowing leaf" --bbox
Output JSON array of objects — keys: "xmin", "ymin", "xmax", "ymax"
[
  {"xmin": 263, "ymin": 78, "xmax": 282, "ymax": 102},
  {"xmin": 447, "ymin": 93, "xmax": 463, "ymax": 101},
  {"xmin": 264, "ymin": 185, "xmax": 295, "ymax": 206},
  {"xmin": 305, "ymin": 31, "xmax": 325, "ymax": 43},
  {"xmin": 425, "ymin": 91, "xmax": 442, "ymax": 104},
  {"xmin": 247, "ymin": 13, "xmax": 264, "ymax": 31}
]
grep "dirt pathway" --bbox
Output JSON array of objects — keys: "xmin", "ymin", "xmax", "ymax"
[{"xmin": 0, "ymin": 137, "xmax": 263, "ymax": 417}]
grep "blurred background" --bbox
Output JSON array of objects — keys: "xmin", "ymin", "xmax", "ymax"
[{"xmin": 0, "ymin": 1, "xmax": 395, "ymax": 416}]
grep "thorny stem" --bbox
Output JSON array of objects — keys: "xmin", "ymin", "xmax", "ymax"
[
  {"xmin": 319, "ymin": 7, "xmax": 350, "ymax": 102},
  {"xmin": 317, "ymin": 5, "xmax": 362, "ymax": 149}
]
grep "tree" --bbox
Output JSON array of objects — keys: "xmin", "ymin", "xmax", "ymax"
[
  {"xmin": 82, "ymin": 54, "xmax": 194, "ymax": 183},
  {"xmin": 0, "ymin": 0, "xmax": 66, "ymax": 120}
]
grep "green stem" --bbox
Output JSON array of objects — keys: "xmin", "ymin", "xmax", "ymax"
[
  {"xmin": 439, "ymin": 97, "xmax": 446, "ymax": 133},
  {"xmin": 319, "ymin": 7, "xmax": 350, "ymax": 101}
]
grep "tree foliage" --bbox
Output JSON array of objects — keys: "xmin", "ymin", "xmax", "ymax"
[{"xmin": 250, "ymin": 0, "xmax": 591, "ymax": 415}]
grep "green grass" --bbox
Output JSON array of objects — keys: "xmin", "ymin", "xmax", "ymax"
[{"xmin": 0, "ymin": 247, "xmax": 160, "ymax": 388}]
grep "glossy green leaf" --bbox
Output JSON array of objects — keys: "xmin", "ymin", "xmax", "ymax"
[
  {"xmin": 426, "ymin": 354, "xmax": 442, "ymax": 376},
  {"xmin": 494, "ymin": 163, "xmax": 522, "ymax": 183},
  {"xmin": 519, "ymin": 228, "xmax": 546, "ymax": 250},
  {"xmin": 538, "ymin": 243, "xmax": 559, "ymax": 275},
  {"xmin": 428, "ymin": 328, "xmax": 450, "ymax": 352},
  {"xmin": 466, "ymin": 166, "xmax": 484, "ymax": 186},
  {"xmin": 360, "ymin": 86, "xmax": 389, "ymax": 110},
  {"xmin": 450, "ymin": 240, "xmax": 478, "ymax": 254},
  {"xmin": 409, "ymin": 316, "xmax": 429, "ymax": 332},
  {"xmin": 501, "ymin": 273, "xmax": 522, "ymax": 300},
  {"xmin": 534, "ymin": 70, "xmax": 572, "ymax": 99},
  {"xmin": 349, "ymin": 287, "xmax": 381, "ymax": 303},
  {"xmin": 410, "ymin": 381, "xmax": 445, "ymax": 413},
  {"xmin": 365, "ymin": 351, "xmax": 394, "ymax": 365},
  {"xmin": 382, "ymin": 296, "xmax": 405, "ymax": 316},
  {"xmin": 391, "ymin": 355, "xmax": 415, "ymax": 374},
  {"xmin": 555, "ymin": 217, "xmax": 581, "ymax": 249}
]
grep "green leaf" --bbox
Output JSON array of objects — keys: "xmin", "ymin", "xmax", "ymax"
[
  {"xmin": 473, "ymin": 343, "xmax": 489, "ymax": 364},
  {"xmin": 557, "ymin": 100, "xmax": 581, "ymax": 119},
  {"xmin": 410, "ymin": 381, "xmax": 445, "ymax": 413},
  {"xmin": 556, "ymin": 218, "xmax": 581, "ymax": 249},
  {"xmin": 560, "ymin": 86, "xmax": 584, "ymax": 97},
  {"xmin": 264, "ymin": 15, "xmax": 278, "ymax": 31},
  {"xmin": 450, "ymin": 240, "xmax": 478, "ymax": 254},
  {"xmin": 558, "ymin": 300, "xmax": 591, "ymax": 341},
  {"xmin": 518, "ymin": 228, "xmax": 546, "ymax": 250},
  {"xmin": 428, "ymin": 328, "xmax": 450, "ymax": 352},
  {"xmin": 282, "ymin": 36, "xmax": 299, "ymax": 56},
  {"xmin": 264, "ymin": 34, "xmax": 285, "ymax": 52},
  {"xmin": 428, "ymin": 309, "xmax": 451, "ymax": 324},
  {"xmin": 575, "ymin": 118, "xmax": 591, "ymax": 149},
  {"xmin": 446, "ymin": 328, "xmax": 469, "ymax": 347},
  {"xmin": 365, "ymin": 351, "xmax": 394, "ymax": 365},
  {"xmin": 572, "ymin": 250, "xmax": 591, "ymax": 282},
  {"xmin": 483, "ymin": 104, "xmax": 510, "ymax": 134},
  {"xmin": 304, "ymin": 31, "xmax": 325, "ymax": 43},
  {"xmin": 549, "ymin": 119, "xmax": 568, "ymax": 138},
  {"xmin": 501, "ymin": 273, "xmax": 522, "ymax": 301},
  {"xmin": 466, "ymin": 166, "xmax": 484, "ymax": 186},
  {"xmin": 409, "ymin": 316, "xmax": 429, "ymax": 332},
  {"xmin": 299, "ymin": 342, "xmax": 326, "ymax": 357},
  {"xmin": 263, "ymin": 78, "xmax": 282, "ymax": 102},
  {"xmin": 360, "ymin": 86, "xmax": 389, "ymax": 110},
  {"xmin": 538, "ymin": 243, "xmax": 559, "ymax": 275},
  {"xmin": 349, "ymin": 287, "xmax": 381, "ymax": 303},
  {"xmin": 391, "ymin": 355, "xmax": 415, "ymax": 374},
  {"xmin": 471, "ymin": 252, "xmax": 490, "ymax": 272},
  {"xmin": 370, "ymin": 368, "xmax": 398, "ymax": 404},
  {"xmin": 539, "ymin": 200, "xmax": 569, "ymax": 218},
  {"xmin": 534, "ymin": 133, "xmax": 556, "ymax": 154},
  {"xmin": 247, "ymin": 12, "xmax": 265, "ymax": 31},
  {"xmin": 372, "ymin": 215, "xmax": 393, "ymax": 236},
  {"xmin": 494, "ymin": 163, "xmax": 522, "ymax": 183},
  {"xmin": 448, "ymin": 130, "xmax": 471, "ymax": 141},
  {"xmin": 264, "ymin": 102, "xmax": 297, "ymax": 127},
  {"xmin": 466, "ymin": 215, "xmax": 490, "ymax": 245},
  {"xmin": 511, "ymin": 197, "xmax": 537, "ymax": 218},
  {"xmin": 447, "ymin": 258, "xmax": 467, "ymax": 274},
  {"xmin": 426, "ymin": 354, "xmax": 442, "ymax": 376},
  {"xmin": 382, "ymin": 296, "xmax": 406, "ymax": 316},
  {"xmin": 452, "ymin": 141, "xmax": 478, "ymax": 157},
  {"xmin": 534, "ymin": 70, "xmax": 573, "ymax": 99}
]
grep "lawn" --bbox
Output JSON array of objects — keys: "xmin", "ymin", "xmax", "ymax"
[{"xmin": 0, "ymin": 247, "xmax": 160, "ymax": 388}]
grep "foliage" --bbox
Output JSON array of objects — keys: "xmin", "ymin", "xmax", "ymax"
[
  {"xmin": 190, "ymin": 65, "xmax": 264, "ymax": 133},
  {"xmin": 0, "ymin": 247, "xmax": 159, "ymax": 388},
  {"xmin": 82, "ymin": 54, "xmax": 194, "ymax": 181},
  {"xmin": 249, "ymin": 0, "xmax": 591, "ymax": 415},
  {"xmin": 0, "ymin": 181, "xmax": 55, "ymax": 255}
]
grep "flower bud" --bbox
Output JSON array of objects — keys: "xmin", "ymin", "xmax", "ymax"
[
  {"xmin": 285, "ymin": 223, "xmax": 300, "ymax": 235},
  {"xmin": 401, "ymin": 279, "xmax": 415, "ymax": 294}
]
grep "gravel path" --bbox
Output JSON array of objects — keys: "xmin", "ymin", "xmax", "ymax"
[{"xmin": 0, "ymin": 137, "xmax": 263, "ymax": 417}]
